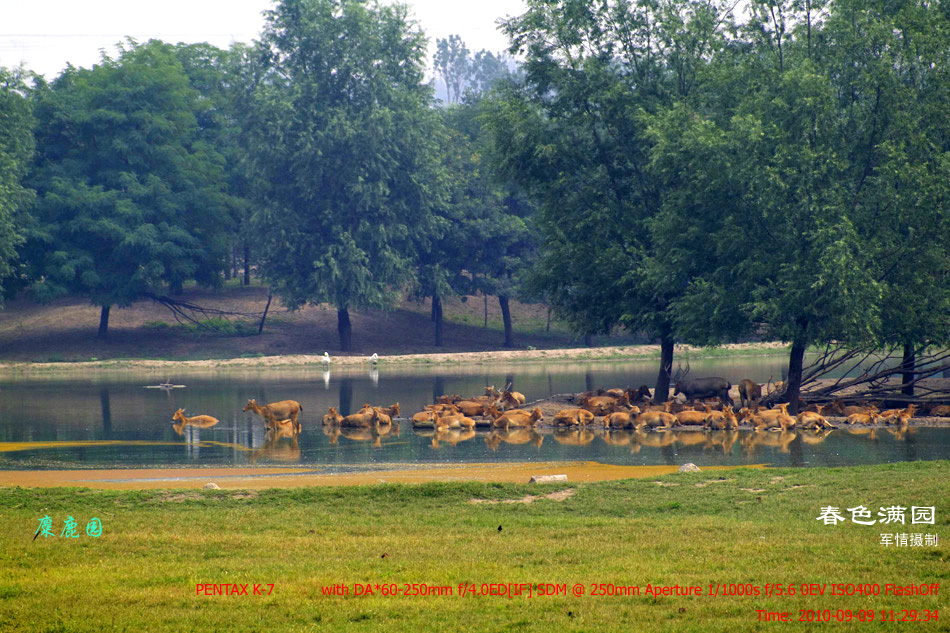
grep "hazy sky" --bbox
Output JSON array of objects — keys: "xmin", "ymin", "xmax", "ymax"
[{"xmin": 0, "ymin": 0, "xmax": 527, "ymax": 79}]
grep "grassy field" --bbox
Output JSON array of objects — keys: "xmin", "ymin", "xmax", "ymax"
[{"xmin": 1, "ymin": 462, "xmax": 946, "ymax": 632}]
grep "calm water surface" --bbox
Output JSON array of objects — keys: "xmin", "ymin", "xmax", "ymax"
[{"xmin": 1, "ymin": 357, "xmax": 947, "ymax": 469}]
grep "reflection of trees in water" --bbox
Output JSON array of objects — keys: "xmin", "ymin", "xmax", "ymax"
[
  {"xmin": 893, "ymin": 426, "xmax": 918, "ymax": 461},
  {"xmin": 100, "ymin": 388, "xmax": 111, "ymax": 435},
  {"xmin": 339, "ymin": 378, "xmax": 353, "ymax": 416},
  {"xmin": 789, "ymin": 430, "xmax": 805, "ymax": 466}
]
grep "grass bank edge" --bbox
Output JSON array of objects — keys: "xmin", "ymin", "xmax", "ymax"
[{"xmin": 0, "ymin": 342, "xmax": 793, "ymax": 375}]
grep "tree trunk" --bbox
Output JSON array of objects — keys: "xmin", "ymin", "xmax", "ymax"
[
  {"xmin": 433, "ymin": 294, "xmax": 443, "ymax": 347},
  {"xmin": 546, "ymin": 307, "xmax": 552, "ymax": 333},
  {"xmin": 654, "ymin": 333, "xmax": 675, "ymax": 403},
  {"xmin": 170, "ymin": 280, "xmax": 183, "ymax": 295},
  {"xmin": 584, "ymin": 332, "xmax": 593, "ymax": 347},
  {"xmin": 97, "ymin": 305, "xmax": 111, "ymax": 339},
  {"xmin": 784, "ymin": 339, "xmax": 807, "ymax": 415},
  {"xmin": 901, "ymin": 343, "xmax": 915, "ymax": 397},
  {"xmin": 499, "ymin": 295, "xmax": 513, "ymax": 347},
  {"xmin": 243, "ymin": 242, "xmax": 250, "ymax": 286},
  {"xmin": 258, "ymin": 293, "xmax": 272, "ymax": 335},
  {"xmin": 483, "ymin": 294, "xmax": 488, "ymax": 328},
  {"xmin": 100, "ymin": 388, "xmax": 112, "ymax": 435},
  {"xmin": 337, "ymin": 307, "xmax": 352, "ymax": 352}
]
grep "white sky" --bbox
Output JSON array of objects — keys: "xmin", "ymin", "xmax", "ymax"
[{"xmin": 0, "ymin": 0, "xmax": 527, "ymax": 79}]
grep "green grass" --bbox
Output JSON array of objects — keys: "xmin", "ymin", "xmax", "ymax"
[{"xmin": 1, "ymin": 461, "xmax": 947, "ymax": 632}]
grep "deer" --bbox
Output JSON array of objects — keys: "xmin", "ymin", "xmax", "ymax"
[
  {"xmin": 888, "ymin": 404, "xmax": 917, "ymax": 427},
  {"xmin": 603, "ymin": 408, "xmax": 641, "ymax": 429},
  {"xmin": 738, "ymin": 379, "xmax": 762, "ymax": 409},
  {"xmin": 704, "ymin": 407, "xmax": 738, "ymax": 431},
  {"xmin": 357, "ymin": 403, "xmax": 400, "ymax": 425},
  {"xmin": 634, "ymin": 410, "xmax": 678, "ymax": 430},
  {"xmin": 491, "ymin": 406, "xmax": 543, "ymax": 429},
  {"xmin": 879, "ymin": 403, "xmax": 915, "ymax": 423},
  {"xmin": 926, "ymin": 404, "xmax": 950, "ymax": 417},
  {"xmin": 322, "ymin": 407, "xmax": 343, "ymax": 426},
  {"xmin": 454, "ymin": 400, "xmax": 495, "ymax": 417},
  {"xmin": 171, "ymin": 409, "xmax": 219, "ymax": 435},
  {"xmin": 580, "ymin": 393, "xmax": 629, "ymax": 416},
  {"xmin": 242, "ymin": 399, "xmax": 303, "ymax": 434},
  {"xmin": 435, "ymin": 412, "xmax": 477, "ymax": 430},
  {"xmin": 411, "ymin": 410, "xmax": 438, "ymax": 428},
  {"xmin": 674, "ymin": 408, "xmax": 709, "ymax": 426},
  {"xmin": 846, "ymin": 411, "xmax": 881, "ymax": 425},
  {"xmin": 499, "ymin": 386, "xmax": 527, "ymax": 409},
  {"xmin": 797, "ymin": 405, "xmax": 833, "ymax": 430},
  {"xmin": 552, "ymin": 408, "xmax": 596, "ymax": 426},
  {"xmin": 341, "ymin": 408, "xmax": 382, "ymax": 428},
  {"xmin": 670, "ymin": 362, "xmax": 733, "ymax": 407}
]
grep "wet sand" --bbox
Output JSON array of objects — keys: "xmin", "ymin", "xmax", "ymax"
[{"xmin": 0, "ymin": 462, "xmax": 758, "ymax": 490}]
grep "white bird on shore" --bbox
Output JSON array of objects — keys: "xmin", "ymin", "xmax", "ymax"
[
  {"xmin": 370, "ymin": 353, "xmax": 378, "ymax": 364},
  {"xmin": 322, "ymin": 352, "xmax": 331, "ymax": 365}
]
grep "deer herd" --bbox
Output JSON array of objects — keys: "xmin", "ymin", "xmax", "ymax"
[{"xmin": 169, "ymin": 376, "xmax": 938, "ymax": 446}]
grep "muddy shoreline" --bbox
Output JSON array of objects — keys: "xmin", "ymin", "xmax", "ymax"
[{"xmin": 0, "ymin": 462, "xmax": 758, "ymax": 489}]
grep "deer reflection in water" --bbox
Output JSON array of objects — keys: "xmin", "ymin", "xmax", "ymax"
[
  {"xmin": 844, "ymin": 427, "xmax": 879, "ymax": 441},
  {"xmin": 485, "ymin": 428, "xmax": 543, "ymax": 451},
  {"xmin": 250, "ymin": 420, "xmax": 300, "ymax": 462},
  {"xmin": 602, "ymin": 430, "xmax": 637, "ymax": 451},
  {"xmin": 429, "ymin": 427, "xmax": 476, "ymax": 449},
  {"xmin": 332, "ymin": 421, "xmax": 400, "ymax": 448},
  {"xmin": 668, "ymin": 429, "xmax": 738, "ymax": 454},
  {"xmin": 741, "ymin": 429, "xmax": 797, "ymax": 454},
  {"xmin": 886, "ymin": 426, "xmax": 917, "ymax": 442},
  {"xmin": 633, "ymin": 429, "xmax": 677, "ymax": 449},
  {"xmin": 551, "ymin": 428, "xmax": 596, "ymax": 446},
  {"xmin": 800, "ymin": 429, "xmax": 834, "ymax": 445}
]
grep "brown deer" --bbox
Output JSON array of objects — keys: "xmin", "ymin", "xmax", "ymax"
[
  {"xmin": 171, "ymin": 409, "xmax": 219, "ymax": 435},
  {"xmin": 242, "ymin": 399, "xmax": 303, "ymax": 434},
  {"xmin": 738, "ymin": 379, "xmax": 762, "ymax": 409}
]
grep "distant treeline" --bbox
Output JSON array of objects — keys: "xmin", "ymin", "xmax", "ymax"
[{"xmin": 0, "ymin": 0, "xmax": 948, "ymax": 409}]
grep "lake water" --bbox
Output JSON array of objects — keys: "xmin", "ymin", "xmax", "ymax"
[{"xmin": 1, "ymin": 357, "xmax": 948, "ymax": 470}]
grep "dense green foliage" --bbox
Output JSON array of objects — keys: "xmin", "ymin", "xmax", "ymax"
[
  {"xmin": 0, "ymin": 0, "xmax": 946, "ymax": 362},
  {"xmin": 25, "ymin": 41, "xmax": 232, "ymax": 337},
  {"xmin": 0, "ymin": 67, "xmax": 35, "ymax": 303},
  {"xmin": 244, "ymin": 0, "xmax": 442, "ymax": 351},
  {"xmin": 486, "ymin": 0, "xmax": 950, "ymax": 406}
]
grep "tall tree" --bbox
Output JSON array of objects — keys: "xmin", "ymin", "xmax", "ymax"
[
  {"xmin": 488, "ymin": 0, "xmax": 738, "ymax": 395},
  {"xmin": 0, "ymin": 67, "xmax": 35, "ymax": 304},
  {"xmin": 247, "ymin": 0, "xmax": 440, "ymax": 351},
  {"xmin": 824, "ymin": 0, "xmax": 950, "ymax": 395},
  {"xmin": 27, "ymin": 40, "xmax": 232, "ymax": 337},
  {"xmin": 434, "ymin": 34, "xmax": 470, "ymax": 104},
  {"xmin": 172, "ymin": 43, "xmax": 257, "ymax": 286}
]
